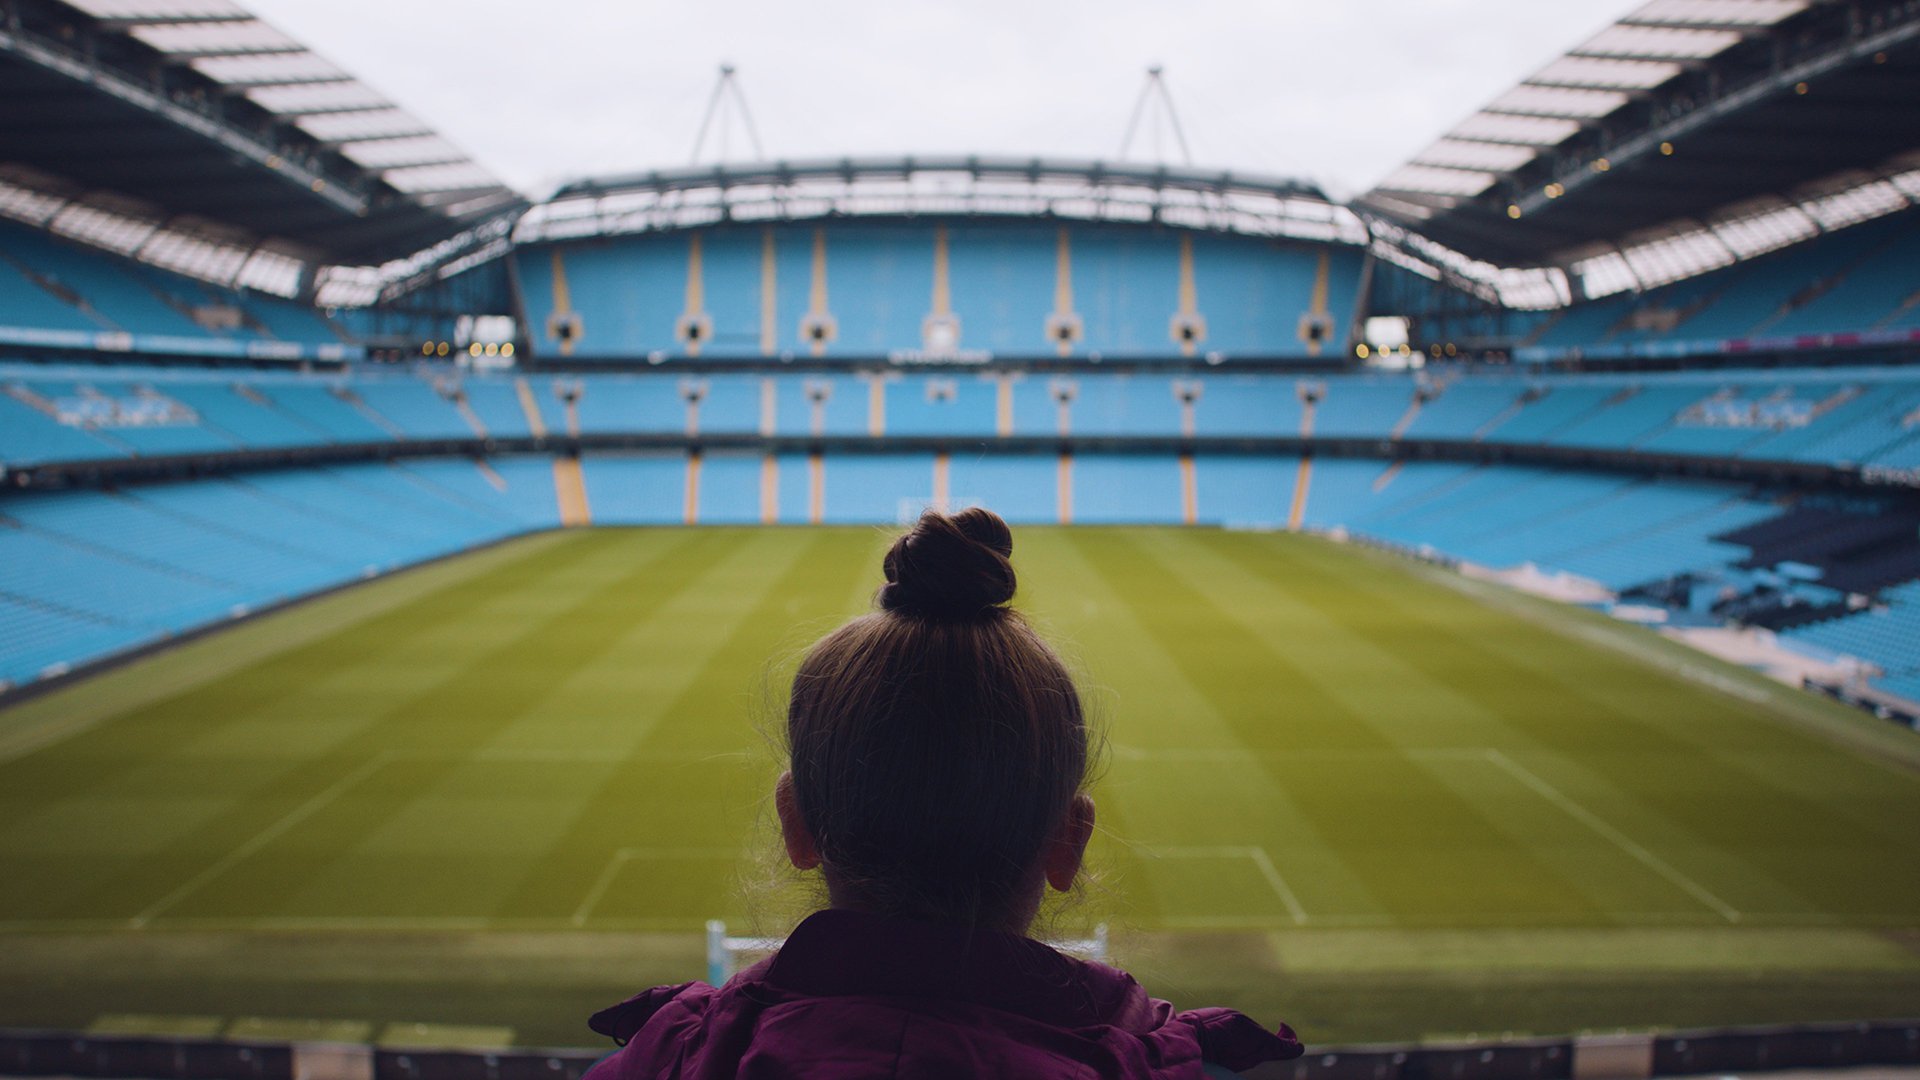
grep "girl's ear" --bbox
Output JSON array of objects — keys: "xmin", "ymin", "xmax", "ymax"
[
  {"xmin": 775, "ymin": 772, "xmax": 822, "ymax": 871},
  {"xmin": 1043, "ymin": 794, "xmax": 1096, "ymax": 893}
]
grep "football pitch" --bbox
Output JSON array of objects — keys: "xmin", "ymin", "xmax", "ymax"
[{"xmin": 2, "ymin": 525, "xmax": 1919, "ymax": 1049}]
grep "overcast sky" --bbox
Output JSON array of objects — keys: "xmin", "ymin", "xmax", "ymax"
[{"xmin": 242, "ymin": 0, "xmax": 1640, "ymax": 201}]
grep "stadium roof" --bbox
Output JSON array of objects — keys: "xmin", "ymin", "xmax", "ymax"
[
  {"xmin": 521, "ymin": 155, "xmax": 1366, "ymax": 248},
  {"xmin": 0, "ymin": 0, "xmax": 523, "ymax": 289},
  {"xmin": 1359, "ymin": 0, "xmax": 1920, "ymax": 289}
]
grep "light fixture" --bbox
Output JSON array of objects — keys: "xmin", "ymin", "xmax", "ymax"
[
  {"xmin": 1355, "ymin": 343, "xmax": 1371, "ymax": 359},
  {"xmin": 1507, "ymin": 204, "xmax": 1523, "ymax": 219},
  {"xmin": 1659, "ymin": 141, "xmax": 1674, "ymax": 156}
]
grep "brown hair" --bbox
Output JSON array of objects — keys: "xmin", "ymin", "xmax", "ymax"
[{"xmin": 785, "ymin": 507, "xmax": 1089, "ymax": 928}]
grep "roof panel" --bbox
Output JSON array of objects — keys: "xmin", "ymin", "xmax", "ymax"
[
  {"xmin": 1486, "ymin": 84, "xmax": 1630, "ymax": 118},
  {"xmin": 1375, "ymin": 165, "xmax": 1499, "ymax": 197},
  {"xmin": 0, "ymin": 176, "xmax": 70, "ymax": 224},
  {"xmin": 1626, "ymin": 0, "xmax": 1807, "ymax": 27},
  {"xmin": 49, "ymin": 201, "xmax": 160, "ymax": 254},
  {"xmin": 1620, "ymin": 229, "xmax": 1736, "ymax": 287},
  {"xmin": 1414, "ymin": 139, "xmax": 1539, "ymax": 172},
  {"xmin": 1360, "ymin": 0, "xmax": 1920, "ymax": 274},
  {"xmin": 245, "ymin": 81, "xmax": 395, "ymax": 113},
  {"xmin": 128, "ymin": 19, "xmax": 302, "ymax": 55},
  {"xmin": 1572, "ymin": 24, "xmax": 1743, "ymax": 59},
  {"xmin": 1448, "ymin": 113, "xmax": 1582, "ymax": 146},
  {"xmin": 1530, "ymin": 55, "xmax": 1683, "ymax": 89},
  {"xmin": 379, "ymin": 162, "xmax": 502, "ymax": 194},
  {"xmin": 339, "ymin": 135, "xmax": 464, "ymax": 169},
  {"xmin": 190, "ymin": 53, "xmax": 347, "ymax": 85},
  {"xmin": 1, "ymin": 0, "xmax": 525, "ymax": 274},
  {"xmin": 294, "ymin": 109, "xmax": 431, "ymax": 142},
  {"xmin": 63, "ymin": 0, "xmax": 246, "ymax": 18},
  {"xmin": 1801, "ymin": 177, "xmax": 1910, "ymax": 228},
  {"xmin": 1710, "ymin": 200, "xmax": 1818, "ymax": 256}
]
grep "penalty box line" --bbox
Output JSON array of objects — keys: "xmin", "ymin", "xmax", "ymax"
[
  {"xmin": 1138, "ymin": 845, "xmax": 1309, "ymax": 926},
  {"xmin": 129, "ymin": 752, "xmax": 395, "ymax": 930},
  {"xmin": 1481, "ymin": 748, "xmax": 1742, "ymax": 924},
  {"xmin": 572, "ymin": 847, "xmax": 742, "ymax": 927}
]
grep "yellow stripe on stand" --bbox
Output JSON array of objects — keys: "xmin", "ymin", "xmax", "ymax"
[
  {"xmin": 806, "ymin": 228, "xmax": 832, "ymax": 357},
  {"xmin": 514, "ymin": 377, "xmax": 548, "ymax": 438},
  {"xmin": 549, "ymin": 250, "xmax": 577, "ymax": 357},
  {"xmin": 1287, "ymin": 458, "xmax": 1312, "ymax": 532},
  {"xmin": 1288, "ymin": 384, "xmax": 1319, "ymax": 529},
  {"xmin": 684, "ymin": 452, "xmax": 702, "ymax": 525},
  {"xmin": 553, "ymin": 457, "xmax": 591, "ymax": 527},
  {"xmin": 681, "ymin": 233, "xmax": 707, "ymax": 359},
  {"xmin": 1172, "ymin": 234, "xmax": 1203, "ymax": 357},
  {"xmin": 1372, "ymin": 461, "xmax": 1404, "ymax": 492},
  {"xmin": 930, "ymin": 224, "xmax": 952, "ymax": 320},
  {"xmin": 1057, "ymin": 453, "xmax": 1074, "ymax": 525},
  {"xmin": 1389, "ymin": 395, "xmax": 1424, "ymax": 440},
  {"xmin": 867, "ymin": 376, "xmax": 886, "ymax": 437},
  {"xmin": 922, "ymin": 223, "xmax": 958, "ymax": 350},
  {"xmin": 452, "ymin": 392, "xmax": 487, "ymax": 438},
  {"xmin": 760, "ymin": 226, "xmax": 778, "ymax": 356},
  {"xmin": 1051, "ymin": 227, "xmax": 1077, "ymax": 357},
  {"xmin": 761, "ymin": 455, "xmax": 779, "ymax": 524},
  {"xmin": 1179, "ymin": 454, "xmax": 1197, "ymax": 525},
  {"xmin": 1301, "ymin": 250, "xmax": 1331, "ymax": 357},
  {"xmin": 759, "ymin": 377, "xmax": 777, "ymax": 436},
  {"xmin": 933, "ymin": 452, "xmax": 951, "ymax": 513},
  {"xmin": 475, "ymin": 459, "xmax": 507, "ymax": 492},
  {"xmin": 808, "ymin": 453, "xmax": 825, "ymax": 524},
  {"xmin": 995, "ymin": 374, "xmax": 1014, "ymax": 436}
]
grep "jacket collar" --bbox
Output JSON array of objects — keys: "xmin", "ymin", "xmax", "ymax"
[{"xmin": 757, "ymin": 908, "xmax": 1155, "ymax": 1031}]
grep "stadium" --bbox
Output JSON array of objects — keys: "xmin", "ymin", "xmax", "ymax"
[{"xmin": 1, "ymin": 0, "xmax": 1919, "ymax": 1076}]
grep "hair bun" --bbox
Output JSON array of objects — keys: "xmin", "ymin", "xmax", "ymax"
[{"xmin": 879, "ymin": 507, "xmax": 1016, "ymax": 618}]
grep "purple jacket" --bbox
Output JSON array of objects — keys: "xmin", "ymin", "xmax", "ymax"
[{"xmin": 585, "ymin": 909, "xmax": 1302, "ymax": 1079}]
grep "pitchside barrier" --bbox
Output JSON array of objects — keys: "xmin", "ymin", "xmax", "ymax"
[
  {"xmin": 1, "ymin": 1019, "xmax": 1916, "ymax": 1080},
  {"xmin": 705, "ymin": 919, "xmax": 1110, "ymax": 985}
]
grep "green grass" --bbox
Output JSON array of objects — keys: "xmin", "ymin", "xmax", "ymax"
[{"xmin": 2, "ymin": 526, "xmax": 1918, "ymax": 1048}]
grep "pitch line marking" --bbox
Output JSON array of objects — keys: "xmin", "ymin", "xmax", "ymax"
[
  {"xmin": 1140, "ymin": 845, "xmax": 1309, "ymax": 926},
  {"xmin": 571, "ymin": 846, "xmax": 741, "ymax": 927},
  {"xmin": 1482, "ymin": 749, "xmax": 1742, "ymax": 924},
  {"xmin": 387, "ymin": 748, "xmax": 759, "ymax": 765},
  {"xmin": 6, "ymin": 910, "xmax": 1898, "ymax": 934},
  {"xmin": 1111, "ymin": 745, "xmax": 1485, "ymax": 763},
  {"xmin": 130, "ymin": 753, "xmax": 394, "ymax": 929}
]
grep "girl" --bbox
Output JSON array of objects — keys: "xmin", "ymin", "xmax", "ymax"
[{"xmin": 585, "ymin": 508, "xmax": 1302, "ymax": 1078}]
